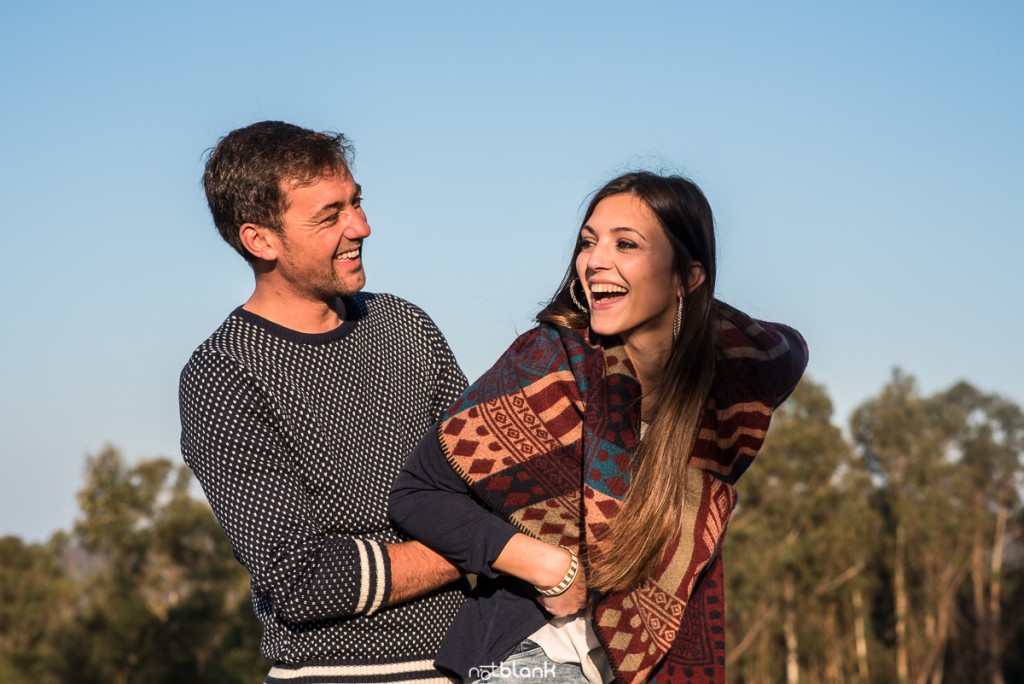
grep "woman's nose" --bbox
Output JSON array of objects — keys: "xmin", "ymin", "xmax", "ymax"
[{"xmin": 584, "ymin": 243, "xmax": 612, "ymax": 272}]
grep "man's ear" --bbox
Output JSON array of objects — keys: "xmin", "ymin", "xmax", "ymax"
[
  {"xmin": 239, "ymin": 223, "xmax": 280, "ymax": 262},
  {"xmin": 678, "ymin": 262, "xmax": 706, "ymax": 297}
]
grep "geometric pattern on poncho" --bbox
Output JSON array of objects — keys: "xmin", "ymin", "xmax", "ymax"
[{"xmin": 438, "ymin": 303, "xmax": 807, "ymax": 683}]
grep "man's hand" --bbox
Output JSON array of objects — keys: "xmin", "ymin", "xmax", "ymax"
[{"xmin": 386, "ymin": 541, "xmax": 461, "ymax": 605}]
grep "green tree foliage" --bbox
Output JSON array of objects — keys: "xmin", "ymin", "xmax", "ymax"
[
  {"xmin": 727, "ymin": 373, "xmax": 1024, "ymax": 684},
  {"xmin": 0, "ymin": 447, "xmax": 267, "ymax": 683},
  {"xmin": 938, "ymin": 382, "xmax": 1023, "ymax": 684},
  {"xmin": 851, "ymin": 373, "xmax": 1024, "ymax": 684},
  {"xmin": 0, "ymin": 535, "xmax": 73, "ymax": 683},
  {"xmin": 1, "ymin": 375, "xmax": 1021, "ymax": 683},
  {"xmin": 851, "ymin": 370, "xmax": 972, "ymax": 684},
  {"xmin": 727, "ymin": 377, "xmax": 881, "ymax": 683}
]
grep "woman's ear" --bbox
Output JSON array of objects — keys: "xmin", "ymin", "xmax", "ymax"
[
  {"xmin": 239, "ymin": 223, "xmax": 280, "ymax": 262},
  {"xmin": 679, "ymin": 262, "xmax": 706, "ymax": 297}
]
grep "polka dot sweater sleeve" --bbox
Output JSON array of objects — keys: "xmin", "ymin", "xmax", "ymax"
[
  {"xmin": 180, "ymin": 349, "xmax": 392, "ymax": 620},
  {"xmin": 401, "ymin": 301, "xmax": 468, "ymax": 423}
]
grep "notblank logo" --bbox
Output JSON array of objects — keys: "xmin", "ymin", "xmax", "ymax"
[{"xmin": 468, "ymin": 660, "xmax": 559, "ymax": 680}]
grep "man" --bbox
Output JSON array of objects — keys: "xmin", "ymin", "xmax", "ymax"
[{"xmin": 179, "ymin": 121, "xmax": 466, "ymax": 683}]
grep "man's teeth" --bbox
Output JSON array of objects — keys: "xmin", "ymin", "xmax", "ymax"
[{"xmin": 336, "ymin": 249, "xmax": 360, "ymax": 260}]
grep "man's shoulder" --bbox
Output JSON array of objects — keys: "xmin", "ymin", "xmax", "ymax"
[
  {"xmin": 347, "ymin": 292, "xmax": 446, "ymax": 342},
  {"xmin": 192, "ymin": 305, "xmax": 250, "ymax": 347},
  {"xmin": 179, "ymin": 308, "xmax": 261, "ymax": 384},
  {"xmin": 349, "ymin": 291, "xmax": 430, "ymax": 323}
]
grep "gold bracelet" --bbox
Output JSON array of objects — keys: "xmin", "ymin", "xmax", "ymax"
[{"xmin": 535, "ymin": 546, "xmax": 579, "ymax": 597}]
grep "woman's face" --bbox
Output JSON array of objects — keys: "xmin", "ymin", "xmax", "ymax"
[{"xmin": 576, "ymin": 193, "xmax": 682, "ymax": 349}]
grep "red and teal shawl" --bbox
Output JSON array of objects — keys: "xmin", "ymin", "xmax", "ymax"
[{"xmin": 437, "ymin": 303, "xmax": 807, "ymax": 683}]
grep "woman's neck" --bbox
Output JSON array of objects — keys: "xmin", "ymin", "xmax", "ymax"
[{"xmin": 624, "ymin": 338, "xmax": 672, "ymax": 419}]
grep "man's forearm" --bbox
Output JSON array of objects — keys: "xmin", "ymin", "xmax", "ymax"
[{"xmin": 386, "ymin": 540, "xmax": 461, "ymax": 605}]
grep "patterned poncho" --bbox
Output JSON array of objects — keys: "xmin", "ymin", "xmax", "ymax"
[{"xmin": 436, "ymin": 303, "xmax": 807, "ymax": 683}]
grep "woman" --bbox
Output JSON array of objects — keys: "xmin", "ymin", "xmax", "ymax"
[{"xmin": 390, "ymin": 171, "xmax": 807, "ymax": 683}]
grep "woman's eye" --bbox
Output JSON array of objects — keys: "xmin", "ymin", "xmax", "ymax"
[
  {"xmin": 579, "ymin": 238, "xmax": 595, "ymax": 250},
  {"xmin": 617, "ymin": 240, "xmax": 637, "ymax": 250}
]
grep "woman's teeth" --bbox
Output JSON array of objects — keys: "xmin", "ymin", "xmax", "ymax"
[{"xmin": 590, "ymin": 283, "xmax": 627, "ymax": 299}]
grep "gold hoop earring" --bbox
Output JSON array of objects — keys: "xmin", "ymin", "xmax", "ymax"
[
  {"xmin": 673, "ymin": 296, "xmax": 683, "ymax": 339},
  {"xmin": 569, "ymin": 278, "xmax": 589, "ymax": 312}
]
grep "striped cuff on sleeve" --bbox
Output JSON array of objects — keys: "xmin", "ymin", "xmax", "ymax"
[{"xmin": 353, "ymin": 538, "xmax": 390, "ymax": 615}]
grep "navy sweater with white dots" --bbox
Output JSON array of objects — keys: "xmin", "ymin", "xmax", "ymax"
[{"xmin": 179, "ymin": 292, "xmax": 468, "ymax": 683}]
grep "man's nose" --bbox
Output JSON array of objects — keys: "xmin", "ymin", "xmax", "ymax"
[{"xmin": 347, "ymin": 213, "xmax": 371, "ymax": 239}]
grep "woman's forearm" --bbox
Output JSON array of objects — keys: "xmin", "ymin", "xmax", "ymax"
[
  {"xmin": 492, "ymin": 533, "xmax": 574, "ymax": 589},
  {"xmin": 391, "ymin": 432, "xmax": 579, "ymax": 596},
  {"xmin": 495, "ymin": 534, "xmax": 588, "ymax": 617},
  {"xmin": 389, "ymin": 432, "xmax": 520, "ymax": 576}
]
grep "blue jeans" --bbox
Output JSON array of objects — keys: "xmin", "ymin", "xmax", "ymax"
[{"xmin": 467, "ymin": 639, "xmax": 589, "ymax": 683}]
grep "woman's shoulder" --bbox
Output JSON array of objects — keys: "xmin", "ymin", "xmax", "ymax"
[
  {"xmin": 714, "ymin": 301, "xmax": 809, "ymax": 408},
  {"xmin": 508, "ymin": 324, "xmax": 605, "ymax": 367},
  {"xmin": 485, "ymin": 324, "xmax": 599, "ymax": 385},
  {"xmin": 508, "ymin": 322, "xmax": 587, "ymax": 351}
]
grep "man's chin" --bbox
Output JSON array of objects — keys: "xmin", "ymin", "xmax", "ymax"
[
  {"xmin": 332, "ymin": 263, "xmax": 366, "ymax": 294},
  {"xmin": 333, "ymin": 274, "xmax": 366, "ymax": 299},
  {"xmin": 346, "ymin": 272, "xmax": 367, "ymax": 294},
  {"xmin": 308, "ymin": 280, "xmax": 364, "ymax": 304}
]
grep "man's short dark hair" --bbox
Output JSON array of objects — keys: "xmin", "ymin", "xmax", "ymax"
[{"xmin": 203, "ymin": 121, "xmax": 354, "ymax": 261}]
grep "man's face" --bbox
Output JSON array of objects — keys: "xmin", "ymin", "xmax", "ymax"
[{"xmin": 273, "ymin": 171, "xmax": 370, "ymax": 301}]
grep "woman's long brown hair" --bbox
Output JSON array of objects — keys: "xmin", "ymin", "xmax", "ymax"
[{"xmin": 537, "ymin": 171, "xmax": 719, "ymax": 591}]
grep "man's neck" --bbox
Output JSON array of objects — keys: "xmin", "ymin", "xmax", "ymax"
[{"xmin": 243, "ymin": 285, "xmax": 345, "ymax": 334}]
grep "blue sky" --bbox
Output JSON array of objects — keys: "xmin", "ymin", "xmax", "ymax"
[{"xmin": 1, "ymin": 1, "xmax": 1021, "ymax": 542}]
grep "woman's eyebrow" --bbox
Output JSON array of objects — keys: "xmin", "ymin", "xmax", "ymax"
[
  {"xmin": 580, "ymin": 225, "xmax": 648, "ymax": 243},
  {"xmin": 611, "ymin": 226, "xmax": 646, "ymax": 239}
]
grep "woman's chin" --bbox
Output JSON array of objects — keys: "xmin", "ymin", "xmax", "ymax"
[{"xmin": 588, "ymin": 320, "xmax": 618, "ymax": 338}]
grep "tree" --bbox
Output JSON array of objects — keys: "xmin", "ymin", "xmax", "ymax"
[
  {"xmin": 52, "ymin": 446, "xmax": 266, "ymax": 683},
  {"xmin": 938, "ymin": 382, "xmax": 1023, "ymax": 684},
  {"xmin": 0, "ymin": 535, "xmax": 73, "ymax": 683},
  {"xmin": 850, "ymin": 372, "xmax": 1017, "ymax": 684},
  {"xmin": 727, "ymin": 377, "xmax": 878, "ymax": 683}
]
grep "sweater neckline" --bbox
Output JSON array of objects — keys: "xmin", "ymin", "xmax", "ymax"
[{"xmin": 231, "ymin": 296, "xmax": 358, "ymax": 345}]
